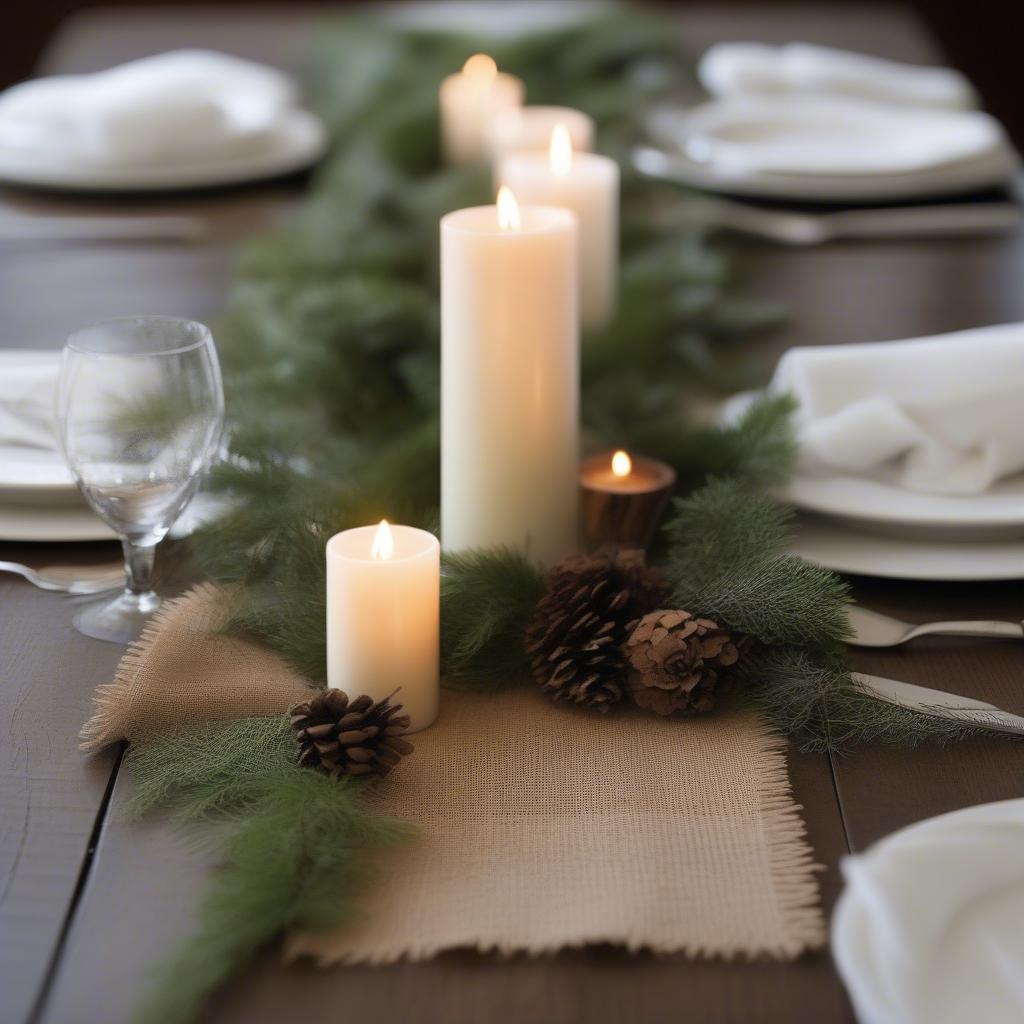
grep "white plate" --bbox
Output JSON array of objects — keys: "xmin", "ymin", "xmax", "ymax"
[
  {"xmin": 784, "ymin": 469, "xmax": 1024, "ymax": 539},
  {"xmin": 0, "ymin": 489, "xmax": 231, "ymax": 543},
  {"xmin": 0, "ymin": 108, "xmax": 327, "ymax": 193},
  {"xmin": 721, "ymin": 391, "xmax": 1024, "ymax": 538},
  {"xmin": 791, "ymin": 513, "xmax": 1024, "ymax": 580},
  {"xmin": 0, "ymin": 349, "xmax": 79, "ymax": 503},
  {"xmin": 0, "ymin": 445, "xmax": 78, "ymax": 505},
  {"xmin": 646, "ymin": 100, "xmax": 1019, "ymax": 202},
  {"xmin": 0, "ymin": 503, "xmax": 115, "ymax": 542}
]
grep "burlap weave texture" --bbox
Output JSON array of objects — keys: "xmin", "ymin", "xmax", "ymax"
[{"xmin": 81, "ymin": 584, "xmax": 825, "ymax": 963}]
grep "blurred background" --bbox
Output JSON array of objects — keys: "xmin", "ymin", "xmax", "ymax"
[{"xmin": 6, "ymin": 0, "xmax": 1024, "ymax": 146}]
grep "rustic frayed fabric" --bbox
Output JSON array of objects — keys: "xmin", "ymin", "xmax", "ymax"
[
  {"xmin": 288, "ymin": 688, "xmax": 826, "ymax": 963},
  {"xmin": 79, "ymin": 583, "xmax": 314, "ymax": 751},
  {"xmin": 81, "ymin": 584, "xmax": 825, "ymax": 961}
]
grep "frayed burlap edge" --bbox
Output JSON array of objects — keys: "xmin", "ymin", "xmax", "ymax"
[{"xmin": 80, "ymin": 583, "xmax": 229, "ymax": 752}]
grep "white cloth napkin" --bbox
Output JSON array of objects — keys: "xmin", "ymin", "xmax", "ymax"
[
  {"xmin": 699, "ymin": 42, "xmax": 977, "ymax": 111},
  {"xmin": 676, "ymin": 96, "xmax": 1007, "ymax": 178},
  {"xmin": 0, "ymin": 50, "xmax": 296, "ymax": 167},
  {"xmin": 832, "ymin": 799, "xmax": 1024, "ymax": 1024},
  {"xmin": 0, "ymin": 351, "xmax": 60, "ymax": 450},
  {"xmin": 771, "ymin": 323, "xmax": 1024, "ymax": 495}
]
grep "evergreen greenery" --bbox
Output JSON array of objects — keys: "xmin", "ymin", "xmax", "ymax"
[
  {"xmin": 441, "ymin": 547, "xmax": 546, "ymax": 689},
  {"xmin": 127, "ymin": 718, "xmax": 412, "ymax": 1024},
  {"xmin": 662, "ymin": 482, "xmax": 995, "ymax": 750},
  {"xmin": 125, "ymin": 10, "xmax": 1014, "ymax": 1023},
  {"xmin": 194, "ymin": 7, "xmax": 795, "ymax": 684}
]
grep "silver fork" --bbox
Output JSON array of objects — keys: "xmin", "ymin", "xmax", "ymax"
[
  {"xmin": 0, "ymin": 560, "xmax": 124, "ymax": 595},
  {"xmin": 632, "ymin": 147, "xmax": 1021, "ymax": 244}
]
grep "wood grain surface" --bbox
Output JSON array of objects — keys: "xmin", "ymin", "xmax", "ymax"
[{"xmin": 0, "ymin": 6, "xmax": 1021, "ymax": 1024}]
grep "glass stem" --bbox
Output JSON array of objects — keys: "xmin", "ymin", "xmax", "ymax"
[{"xmin": 122, "ymin": 540, "xmax": 156, "ymax": 596}]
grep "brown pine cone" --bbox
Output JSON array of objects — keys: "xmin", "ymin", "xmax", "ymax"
[
  {"xmin": 623, "ymin": 609, "xmax": 744, "ymax": 716},
  {"xmin": 526, "ymin": 548, "xmax": 669, "ymax": 712},
  {"xmin": 289, "ymin": 690, "xmax": 413, "ymax": 778}
]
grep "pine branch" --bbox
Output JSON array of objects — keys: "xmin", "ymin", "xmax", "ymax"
[
  {"xmin": 665, "ymin": 476, "xmax": 850, "ymax": 649},
  {"xmin": 441, "ymin": 548, "xmax": 546, "ymax": 689},
  {"xmin": 126, "ymin": 719, "xmax": 412, "ymax": 1024},
  {"xmin": 737, "ymin": 646, "xmax": 998, "ymax": 753}
]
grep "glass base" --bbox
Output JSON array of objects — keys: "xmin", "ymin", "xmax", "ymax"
[{"xmin": 72, "ymin": 588, "xmax": 161, "ymax": 644}]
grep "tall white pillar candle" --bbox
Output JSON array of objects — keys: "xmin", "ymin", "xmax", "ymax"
[
  {"xmin": 498, "ymin": 125, "xmax": 619, "ymax": 330},
  {"xmin": 488, "ymin": 105, "xmax": 594, "ymax": 162},
  {"xmin": 441, "ymin": 188, "xmax": 579, "ymax": 566},
  {"xmin": 439, "ymin": 54, "xmax": 524, "ymax": 165},
  {"xmin": 326, "ymin": 521, "xmax": 440, "ymax": 732}
]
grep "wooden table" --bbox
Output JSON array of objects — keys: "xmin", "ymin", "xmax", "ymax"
[{"xmin": 3, "ymin": 6, "xmax": 1023, "ymax": 1023}]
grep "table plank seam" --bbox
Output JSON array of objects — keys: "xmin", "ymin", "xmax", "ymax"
[
  {"xmin": 25, "ymin": 743, "xmax": 126, "ymax": 1024},
  {"xmin": 826, "ymin": 750, "xmax": 854, "ymax": 857}
]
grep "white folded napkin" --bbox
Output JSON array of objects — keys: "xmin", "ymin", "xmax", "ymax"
[
  {"xmin": 677, "ymin": 96, "xmax": 1009, "ymax": 178},
  {"xmin": 772, "ymin": 323, "xmax": 1024, "ymax": 495},
  {"xmin": 699, "ymin": 42, "xmax": 977, "ymax": 111},
  {"xmin": 0, "ymin": 50, "xmax": 296, "ymax": 167},
  {"xmin": 0, "ymin": 351, "xmax": 60, "ymax": 450},
  {"xmin": 833, "ymin": 799, "xmax": 1024, "ymax": 1024}
]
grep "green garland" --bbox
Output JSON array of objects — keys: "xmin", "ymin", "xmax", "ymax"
[
  {"xmin": 125, "ymin": 10, "xmax": 1005, "ymax": 1024},
  {"xmin": 126, "ymin": 718, "xmax": 411, "ymax": 1024}
]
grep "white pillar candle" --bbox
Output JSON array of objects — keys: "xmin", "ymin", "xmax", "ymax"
[
  {"xmin": 488, "ymin": 105, "xmax": 594, "ymax": 162},
  {"xmin": 498, "ymin": 124, "xmax": 619, "ymax": 330},
  {"xmin": 439, "ymin": 53, "xmax": 524, "ymax": 166},
  {"xmin": 441, "ymin": 187, "xmax": 579, "ymax": 566},
  {"xmin": 326, "ymin": 520, "xmax": 440, "ymax": 732}
]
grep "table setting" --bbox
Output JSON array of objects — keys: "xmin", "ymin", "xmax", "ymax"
[{"xmin": 2, "ymin": 4, "xmax": 1024, "ymax": 1024}]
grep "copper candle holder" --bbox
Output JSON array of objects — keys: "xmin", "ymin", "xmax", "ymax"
[{"xmin": 579, "ymin": 449, "xmax": 677, "ymax": 551}]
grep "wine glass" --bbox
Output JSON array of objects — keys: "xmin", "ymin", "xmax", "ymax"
[{"xmin": 56, "ymin": 316, "xmax": 224, "ymax": 643}]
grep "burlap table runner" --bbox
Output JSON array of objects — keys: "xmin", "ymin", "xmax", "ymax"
[
  {"xmin": 80, "ymin": 583, "xmax": 312, "ymax": 750},
  {"xmin": 82, "ymin": 585, "xmax": 826, "ymax": 962}
]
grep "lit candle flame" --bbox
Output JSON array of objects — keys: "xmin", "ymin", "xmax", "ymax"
[
  {"xmin": 462, "ymin": 53, "xmax": 497, "ymax": 81},
  {"xmin": 611, "ymin": 450, "xmax": 632, "ymax": 478},
  {"xmin": 371, "ymin": 519, "xmax": 394, "ymax": 561},
  {"xmin": 497, "ymin": 185, "xmax": 521, "ymax": 231},
  {"xmin": 549, "ymin": 123, "xmax": 573, "ymax": 176}
]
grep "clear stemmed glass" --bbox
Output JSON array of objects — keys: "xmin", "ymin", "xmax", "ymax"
[{"xmin": 56, "ymin": 316, "xmax": 224, "ymax": 643}]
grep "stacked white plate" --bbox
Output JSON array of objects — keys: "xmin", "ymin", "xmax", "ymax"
[
  {"xmin": 0, "ymin": 351, "xmax": 114, "ymax": 541},
  {"xmin": 722, "ymin": 391, "xmax": 1024, "ymax": 581},
  {"xmin": 0, "ymin": 50, "xmax": 327, "ymax": 194},
  {"xmin": 0, "ymin": 350, "xmax": 228, "ymax": 543},
  {"xmin": 647, "ymin": 42, "xmax": 1019, "ymax": 203},
  {"xmin": 646, "ymin": 97, "xmax": 1019, "ymax": 203}
]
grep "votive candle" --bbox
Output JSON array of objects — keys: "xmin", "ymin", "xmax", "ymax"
[
  {"xmin": 580, "ymin": 450, "xmax": 676, "ymax": 550},
  {"xmin": 326, "ymin": 520, "xmax": 440, "ymax": 732},
  {"xmin": 441, "ymin": 187, "xmax": 579, "ymax": 566}
]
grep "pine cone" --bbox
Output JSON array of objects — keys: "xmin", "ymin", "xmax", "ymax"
[
  {"xmin": 526, "ymin": 548, "xmax": 668, "ymax": 712},
  {"xmin": 289, "ymin": 690, "xmax": 413, "ymax": 778},
  {"xmin": 624, "ymin": 609, "xmax": 744, "ymax": 716}
]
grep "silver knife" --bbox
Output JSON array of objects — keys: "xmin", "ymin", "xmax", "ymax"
[{"xmin": 851, "ymin": 672, "xmax": 1024, "ymax": 737}]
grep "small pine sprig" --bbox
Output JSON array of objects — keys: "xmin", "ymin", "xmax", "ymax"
[
  {"xmin": 126, "ymin": 718, "xmax": 413, "ymax": 1024},
  {"xmin": 441, "ymin": 548, "xmax": 546, "ymax": 689},
  {"xmin": 664, "ymin": 477, "xmax": 851, "ymax": 650}
]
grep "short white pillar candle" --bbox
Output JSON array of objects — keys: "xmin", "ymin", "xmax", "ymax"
[
  {"xmin": 488, "ymin": 105, "xmax": 594, "ymax": 162},
  {"xmin": 441, "ymin": 187, "xmax": 579, "ymax": 566},
  {"xmin": 439, "ymin": 53, "xmax": 524, "ymax": 165},
  {"xmin": 326, "ymin": 521, "xmax": 440, "ymax": 732},
  {"xmin": 498, "ymin": 124, "xmax": 619, "ymax": 330}
]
